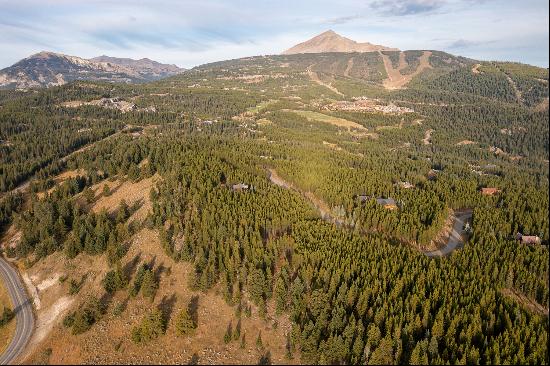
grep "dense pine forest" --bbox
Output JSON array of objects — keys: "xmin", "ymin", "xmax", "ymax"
[{"xmin": 0, "ymin": 50, "xmax": 548, "ymax": 364}]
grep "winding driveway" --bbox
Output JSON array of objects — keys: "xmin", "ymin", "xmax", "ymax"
[
  {"xmin": 268, "ymin": 168, "xmax": 473, "ymax": 258},
  {"xmin": 0, "ymin": 258, "xmax": 34, "ymax": 365},
  {"xmin": 424, "ymin": 210, "xmax": 473, "ymax": 257}
]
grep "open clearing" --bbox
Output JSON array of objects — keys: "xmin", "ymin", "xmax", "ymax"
[
  {"xmin": 456, "ymin": 140, "xmax": 477, "ymax": 146},
  {"xmin": 380, "ymin": 51, "xmax": 432, "ymax": 90},
  {"xmin": 291, "ymin": 110, "xmax": 367, "ymax": 131},
  {"xmin": 423, "ymin": 129, "xmax": 434, "ymax": 145},
  {"xmin": 534, "ymin": 97, "xmax": 549, "ymax": 112},
  {"xmin": 89, "ymin": 174, "xmax": 159, "ymax": 223}
]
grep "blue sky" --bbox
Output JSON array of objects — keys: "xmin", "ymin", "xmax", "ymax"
[{"xmin": 0, "ymin": 0, "xmax": 548, "ymax": 68}]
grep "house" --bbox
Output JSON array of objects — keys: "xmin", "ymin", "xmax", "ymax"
[
  {"xmin": 376, "ymin": 198, "xmax": 398, "ymax": 210},
  {"xmin": 232, "ymin": 183, "xmax": 249, "ymax": 192},
  {"xmin": 481, "ymin": 187, "xmax": 501, "ymax": 196},
  {"xmin": 516, "ymin": 233, "xmax": 541, "ymax": 245}
]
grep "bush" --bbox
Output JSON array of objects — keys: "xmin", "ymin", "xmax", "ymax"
[{"xmin": 0, "ymin": 307, "xmax": 14, "ymax": 327}]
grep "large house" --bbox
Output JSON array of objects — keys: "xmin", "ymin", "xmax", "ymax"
[{"xmin": 516, "ymin": 233, "xmax": 541, "ymax": 245}]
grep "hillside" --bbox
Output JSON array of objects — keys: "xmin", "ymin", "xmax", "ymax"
[
  {"xmin": 0, "ymin": 42, "xmax": 548, "ymax": 365},
  {"xmin": 282, "ymin": 30, "xmax": 398, "ymax": 54},
  {"xmin": 0, "ymin": 52, "xmax": 185, "ymax": 89}
]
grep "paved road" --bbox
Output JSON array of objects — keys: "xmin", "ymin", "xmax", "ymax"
[
  {"xmin": 424, "ymin": 210, "xmax": 473, "ymax": 257},
  {"xmin": 0, "ymin": 258, "xmax": 34, "ymax": 365}
]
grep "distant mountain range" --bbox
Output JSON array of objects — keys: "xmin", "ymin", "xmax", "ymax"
[
  {"xmin": 282, "ymin": 30, "xmax": 398, "ymax": 54},
  {"xmin": 0, "ymin": 52, "xmax": 185, "ymax": 89}
]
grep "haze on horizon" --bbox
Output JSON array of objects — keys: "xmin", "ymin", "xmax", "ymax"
[{"xmin": 0, "ymin": 0, "xmax": 548, "ymax": 69}]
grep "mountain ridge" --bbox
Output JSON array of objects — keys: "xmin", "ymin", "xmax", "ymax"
[{"xmin": 0, "ymin": 51, "xmax": 185, "ymax": 89}]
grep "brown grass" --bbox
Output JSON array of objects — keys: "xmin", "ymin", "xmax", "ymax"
[
  {"xmin": 0, "ymin": 279, "xmax": 16, "ymax": 355},
  {"xmin": 89, "ymin": 174, "xmax": 159, "ymax": 224},
  {"xmin": 471, "ymin": 64, "xmax": 482, "ymax": 74},
  {"xmin": 23, "ymin": 228, "xmax": 299, "ymax": 365},
  {"xmin": 456, "ymin": 140, "xmax": 477, "ymax": 146},
  {"xmin": 534, "ymin": 97, "xmax": 549, "ymax": 112},
  {"xmin": 37, "ymin": 169, "xmax": 86, "ymax": 199},
  {"xmin": 423, "ymin": 129, "xmax": 434, "ymax": 145}
]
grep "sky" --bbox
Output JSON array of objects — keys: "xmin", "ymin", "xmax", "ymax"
[{"xmin": 0, "ymin": 0, "xmax": 548, "ymax": 69}]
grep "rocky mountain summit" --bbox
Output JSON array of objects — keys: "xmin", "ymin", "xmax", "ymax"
[
  {"xmin": 282, "ymin": 30, "xmax": 398, "ymax": 54},
  {"xmin": 0, "ymin": 51, "xmax": 185, "ymax": 89}
]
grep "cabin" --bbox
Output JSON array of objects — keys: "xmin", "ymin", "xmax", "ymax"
[
  {"xmin": 232, "ymin": 183, "xmax": 249, "ymax": 192},
  {"xmin": 376, "ymin": 198, "xmax": 398, "ymax": 210},
  {"xmin": 481, "ymin": 187, "xmax": 501, "ymax": 196},
  {"xmin": 516, "ymin": 233, "xmax": 541, "ymax": 245}
]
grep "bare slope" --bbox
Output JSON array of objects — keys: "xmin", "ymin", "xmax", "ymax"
[{"xmin": 380, "ymin": 51, "xmax": 433, "ymax": 89}]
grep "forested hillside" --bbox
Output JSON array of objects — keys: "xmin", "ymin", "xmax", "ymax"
[{"xmin": 0, "ymin": 49, "xmax": 548, "ymax": 364}]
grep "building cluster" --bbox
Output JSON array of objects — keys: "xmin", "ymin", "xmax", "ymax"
[{"xmin": 322, "ymin": 98, "xmax": 414, "ymax": 115}]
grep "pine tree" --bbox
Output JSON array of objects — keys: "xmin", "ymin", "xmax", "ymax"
[{"xmin": 175, "ymin": 307, "xmax": 196, "ymax": 336}]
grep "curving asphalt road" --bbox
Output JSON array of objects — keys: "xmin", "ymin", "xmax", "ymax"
[
  {"xmin": 0, "ymin": 258, "xmax": 34, "ymax": 365},
  {"xmin": 424, "ymin": 210, "xmax": 473, "ymax": 257}
]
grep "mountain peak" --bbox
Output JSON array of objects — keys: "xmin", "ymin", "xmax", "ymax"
[{"xmin": 282, "ymin": 30, "xmax": 398, "ymax": 55}]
